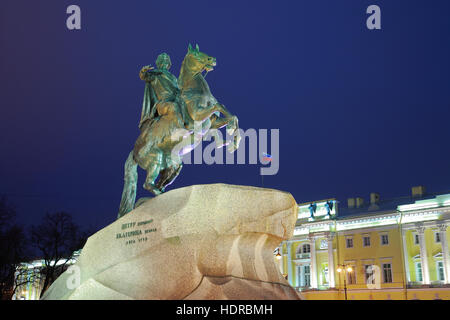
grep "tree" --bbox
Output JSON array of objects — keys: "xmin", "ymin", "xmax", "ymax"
[
  {"xmin": 31, "ymin": 212, "xmax": 87, "ymax": 298},
  {"xmin": 0, "ymin": 196, "xmax": 30, "ymax": 300}
]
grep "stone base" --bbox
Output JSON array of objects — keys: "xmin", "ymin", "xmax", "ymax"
[{"xmin": 42, "ymin": 184, "xmax": 300, "ymax": 300}]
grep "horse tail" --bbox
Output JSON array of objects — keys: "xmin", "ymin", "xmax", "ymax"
[{"xmin": 117, "ymin": 151, "xmax": 138, "ymax": 219}]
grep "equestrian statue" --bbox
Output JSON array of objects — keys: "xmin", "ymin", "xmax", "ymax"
[{"xmin": 117, "ymin": 44, "xmax": 241, "ymax": 218}]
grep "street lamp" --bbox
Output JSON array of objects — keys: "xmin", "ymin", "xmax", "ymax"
[
  {"xmin": 337, "ymin": 264, "xmax": 353, "ymax": 300},
  {"xmin": 274, "ymin": 247, "xmax": 282, "ymax": 260}
]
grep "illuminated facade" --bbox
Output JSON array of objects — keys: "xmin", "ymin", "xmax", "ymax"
[
  {"xmin": 277, "ymin": 187, "xmax": 450, "ymax": 300},
  {"xmin": 12, "ymin": 251, "xmax": 80, "ymax": 300},
  {"xmin": 12, "ymin": 187, "xmax": 450, "ymax": 300}
]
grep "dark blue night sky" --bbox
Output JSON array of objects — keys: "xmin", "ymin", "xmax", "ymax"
[{"xmin": 1, "ymin": 1, "xmax": 449, "ymax": 230}]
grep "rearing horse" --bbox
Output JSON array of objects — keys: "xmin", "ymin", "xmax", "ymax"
[
  {"xmin": 117, "ymin": 45, "xmax": 241, "ymax": 218},
  {"xmin": 179, "ymin": 44, "xmax": 240, "ymax": 151}
]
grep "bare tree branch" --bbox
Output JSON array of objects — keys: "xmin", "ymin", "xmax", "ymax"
[{"xmin": 30, "ymin": 212, "xmax": 88, "ymax": 298}]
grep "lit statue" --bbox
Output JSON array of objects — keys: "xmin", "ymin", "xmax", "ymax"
[{"xmin": 118, "ymin": 45, "xmax": 241, "ymax": 218}]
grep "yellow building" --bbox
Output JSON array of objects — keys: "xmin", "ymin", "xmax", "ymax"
[
  {"xmin": 277, "ymin": 186, "xmax": 450, "ymax": 300},
  {"xmin": 12, "ymin": 251, "xmax": 80, "ymax": 300}
]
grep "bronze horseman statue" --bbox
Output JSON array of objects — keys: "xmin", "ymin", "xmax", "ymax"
[{"xmin": 118, "ymin": 44, "xmax": 241, "ymax": 218}]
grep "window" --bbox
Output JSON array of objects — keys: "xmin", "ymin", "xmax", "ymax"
[
  {"xmin": 319, "ymin": 239, "xmax": 328, "ymax": 249},
  {"xmin": 414, "ymin": 234, "xmax": 420, "ymax": 245},
  {"xmin": 435, "ymin": 232, "xmax": 441, "ymax": 243},
  {"xmin": 302, "ymin": 244, "xmax": 311, "ymax": 253},
  {"xmin": 365, "ymin": 265, "xmax": 375, "ymax": 285},
  {"xmin": 381, "ymin": 234, "xmax": 389, "ymax": 245},
  {"xmin": 382, "ymin": 263, "xmax": 393, "ymax": 283},
  {"xmin": 347, "ymin": 266, "xmax": 356, "ymax": 284},
  {"xmin": 304, "ymin": 265, "xmax": 311, "ymax": 287},
  {"xmin": 437, "ymin": 261, "xmax": 445, "ymax": 281},
  {"xmin": 415, "ymin": 262, "xmax": 423, "ymax": 282},
  {"xmin": 346, "ymin": 238, "xmax": 353, "ymax": 248},
  {"xmin": 363, "ymin": 236, "xmax": 371, "ymax": 247}
]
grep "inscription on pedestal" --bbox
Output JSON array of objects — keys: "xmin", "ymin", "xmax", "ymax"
[{"xmin": 115, "ymin": 219, "xmax": 158, "ymax": 245}]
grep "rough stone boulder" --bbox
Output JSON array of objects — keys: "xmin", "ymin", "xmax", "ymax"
[{"xmin": 42, "ymin": 184, "xmax": 300, "ymax": 300}]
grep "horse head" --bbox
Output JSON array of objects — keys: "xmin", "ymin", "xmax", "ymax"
[{"xmin": 183, "ymin": 43, "xmax": 216, "ymax": 75}]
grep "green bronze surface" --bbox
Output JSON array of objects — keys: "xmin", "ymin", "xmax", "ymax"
[{"xmin": 118, "ymin": 45, "xmax": 241, "ymax": 218}]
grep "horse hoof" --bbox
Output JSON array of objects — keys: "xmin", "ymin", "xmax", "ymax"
[{"xmin": 143, "ymin": 183, "xmax": 163, "ymax": 196}]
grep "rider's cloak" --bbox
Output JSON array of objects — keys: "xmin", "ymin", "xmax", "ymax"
[{"xmin": 139, "ymin": 79, "xmax": 158, "ymax": 129}]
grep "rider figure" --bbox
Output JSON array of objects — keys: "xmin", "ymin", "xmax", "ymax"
[
  {"xmin": 138, "ymin": 53, "xmax": 186, "ymax": 129},
  {"xmin": 134, "ymin": 53, "xmax": 187, "ymax": 195}
]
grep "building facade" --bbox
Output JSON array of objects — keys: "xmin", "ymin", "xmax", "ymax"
[
  {"xmin": 12, "ymin": 251, "xmax": 80, "ymax": 300},
  {"xmin": 13, "ymin": 187, "xmax": 450, "ymax": 300},
  {"xmin": 278, "ymin": 187, "xmax": 450, "ymax": 300}
]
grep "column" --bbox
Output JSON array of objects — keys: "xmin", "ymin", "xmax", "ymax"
[
  {"xmin": 438, "ymin": 224, "xmax": 450, "ymax": 284},
  {"xmin": 417, "ymin": 225, "xmax": 430, "ymax": 284},
  {"xmin": 287, "ymin": 241, "xmax": 293, "ymax": 287},
  {"xmin": 326, "ymin": 232, "xmax": 336, "ymax": 288},
  {"xmin": 309, "ymin": 235, "xmax": 318, "ymax": 288},
  {"xmin": 401, "ymin": 230, "xmax": 411, "ymax": 283}
]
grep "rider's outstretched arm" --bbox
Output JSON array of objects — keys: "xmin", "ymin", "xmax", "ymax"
[{"xmin": 139, "ymin": 66, "xmax": 162, "ymax": 81}]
